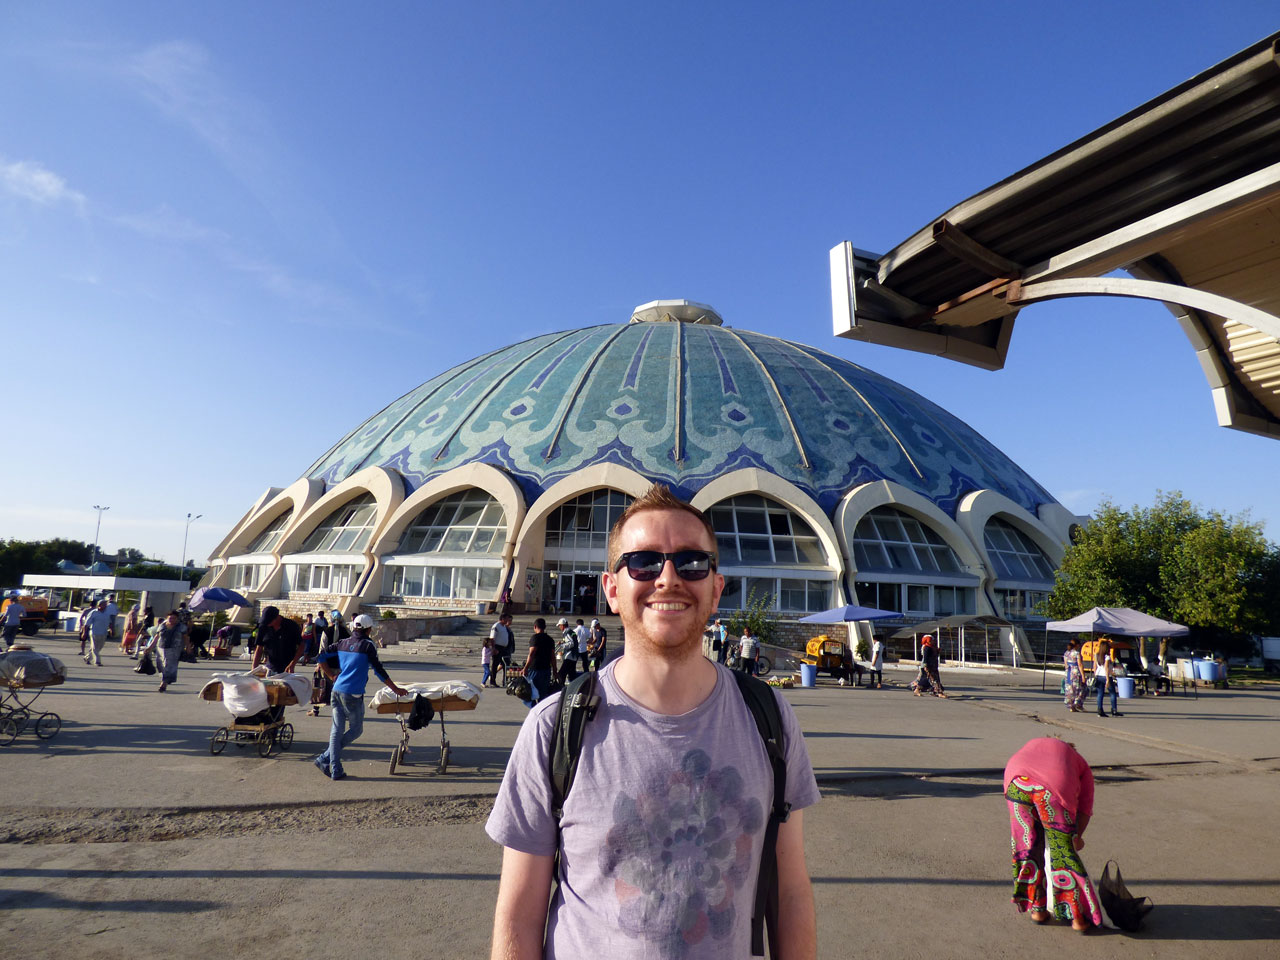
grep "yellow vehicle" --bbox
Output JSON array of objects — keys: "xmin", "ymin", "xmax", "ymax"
[
  {"xmin": 802, "ymin": 636, "xmax": 862, "ymax": 682},
  {"xmin": 2, "ymin": 594, "xmax": 51, "ymax": 636},
  {"xmin": 1080, "ymin": 637, "xmax": 1134, "ymax": 671}
]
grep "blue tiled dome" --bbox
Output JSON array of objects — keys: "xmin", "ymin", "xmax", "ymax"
[{"xmin": 304, "ymin": 307, "xmax": 1057, "ymax": 518}]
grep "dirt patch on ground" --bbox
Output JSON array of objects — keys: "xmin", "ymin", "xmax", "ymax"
[{"xmin": 0, "ymin": 795, "xmax": 494, "ymax": 845}]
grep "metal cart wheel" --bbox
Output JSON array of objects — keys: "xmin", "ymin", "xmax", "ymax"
[
  {"xmin": 257, "ymin": 729, "xmax": 274, "ymax": 757},
  {"xmin": 437, "ymin": 740, "xmax": 451, "ymax": 775},
  {"xmin": 0, "ymin": 715, "xmax": 18, "ymax": 747},
  {"xmin": 210, "ymin": 727, "xmax": 229, "ymax": 755},
  {"xmin": 756, "ymin": 656, "xmax": 772, "ymax": 678},
  {"xmin": 389, "ymin": 743, "xmax": 401, "ymax": 775},
  {"xmin": 277, "ymin": 723, "xmax": 294, "ymax": 751},
  {"xmin": 34, "ymin": 712, "xmax": 60, "ymax": 740}
]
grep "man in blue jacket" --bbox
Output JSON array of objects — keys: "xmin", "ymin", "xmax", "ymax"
[{"xmin": 314, "ymin": 613, "xmax": 406, "ymax": 780}]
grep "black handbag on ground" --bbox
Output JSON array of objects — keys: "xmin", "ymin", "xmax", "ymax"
[
  {"xmin": 134, "ymin": 652, "xmax": 157, "ymax": 675},
  {"xmin": 1098, "ymin": 859, "xmax": 1154, "ymax": 932}
]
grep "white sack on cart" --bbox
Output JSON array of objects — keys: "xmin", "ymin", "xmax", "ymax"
[
  {"xmin": 206, "ymin": 672, "xmax": 269, "ymax": 717},
  {"xmin": 0, "ymin": 648, "xmax": 68, "ymax": 685},
  {"xmin": 272, "ymin": 671, "xmax": 313, "ymax": 706},
  {"xmin": 369, "ymin": 679, "xmax": 482, "ymax": 707}
]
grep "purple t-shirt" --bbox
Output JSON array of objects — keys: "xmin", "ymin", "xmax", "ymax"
[{"xmin": 486, "ymin": 660, "xmax": 820, "ymax": 959}]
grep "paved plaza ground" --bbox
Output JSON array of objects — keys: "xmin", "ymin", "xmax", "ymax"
[{"xmin": 3, "ymin": 630, "xmax": 1278, "ymax": 959}]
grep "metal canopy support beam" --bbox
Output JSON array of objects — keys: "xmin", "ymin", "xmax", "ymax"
[
  {"xmin": 1002, "ymin": 276, "xmax": 1280, "ymax": 342},
  {"xmin": 932, "ymin": 219, "xmax": 1024, "ymax": 279}
]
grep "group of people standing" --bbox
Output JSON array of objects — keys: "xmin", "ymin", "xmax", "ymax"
[
  {"xmin": 1062, "ymin": 637, "xmax": 1126, "ymax": 717},
  {"xmin": 480, "ymin": 613, "xmax": 609, "ymax": 707}
]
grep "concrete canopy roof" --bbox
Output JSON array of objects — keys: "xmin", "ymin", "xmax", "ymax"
[{"xmin": 832, "ymin": 32, "xmax": 1280, "ymax": 439}]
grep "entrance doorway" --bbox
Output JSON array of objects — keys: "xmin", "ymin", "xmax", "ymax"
[{"xmin": 572, "ymin": 573, "xmax": 599, "ymax": 616}]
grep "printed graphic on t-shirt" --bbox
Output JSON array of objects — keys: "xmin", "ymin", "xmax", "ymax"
[{"xmin": 599, "ymin": 748, "xmax": 763, "ymax": 957}]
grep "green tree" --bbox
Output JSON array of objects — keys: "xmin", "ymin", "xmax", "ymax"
[
  {"xmin": 1045, "ymin": 492, "xmax": 1279, "ymax": 656},
  {"xmin": 726, "ymin": 588, "xmax": 779, "ymax": 645}
]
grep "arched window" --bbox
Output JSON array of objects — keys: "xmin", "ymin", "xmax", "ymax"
[
  {"xmin": 984, "ymin": 516, "xmax": 1055, "ymax": 620},
  {"xmin": 708, "ymin": 495, "xmax": 834, "ymax": 614},
  {"xmin": 381, "ymin": 490, "xmax": 508, "ymax": 603},
  {"xmin": 396, "ymin": 490, "xmax": 506, "ymax": 554},
  {"xmin": 853, "ymin": 507, "xmax": 962, "ymax": 573},
  {"xmin": 852, "ymin": 507, "xmax": 973, "ymax": 617},
  {"xmin": 300, "ymin": 493, "xmax": 378, "ymax": 552},
  {"xmin": 542, "ymin": 489, "xmax": 634, "ymax": 614},
  {"xmin": 245, "ymin": 509, "xmax": 292, "ymax": 553},
  {"xmin": 984, "ymin": 517, "xmax": 1054, "ymax": 580}
]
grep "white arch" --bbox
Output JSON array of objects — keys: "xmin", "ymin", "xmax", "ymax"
[
  {"xmin": 268, "ymin": 467, "xmax": 405, "ymax": 616},
  {"xmin": 364, "ymin": 463, "xmax": 527, "ymax": 607},
  {"xmin": 205, "ymin": 478, "xmax": 324, "ymax": 598},
  {"xmin": 835, "ymin": 480, "xmax": 990, "ymax": 612},
  {"xmin": 509, "ymin": 463, "xmax": 652, "ymax": 605},
  {"xmin": 691, "ymin": 468, "xmax": 844, "ymax": 572},
  {"xmin": 955, "ymin": 489, "xmax": 1065, "ymax": 577}
]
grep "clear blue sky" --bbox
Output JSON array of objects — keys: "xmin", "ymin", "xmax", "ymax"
[{"xmin": 2, "ymin": 1, "xmax": 1276, "ymax": 565}]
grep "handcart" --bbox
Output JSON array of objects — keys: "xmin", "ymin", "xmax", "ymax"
[
  {"xmin": 199, "ymin": 673, "xmax": 310, "ymax": 758},
  {"xmin": 0, "ymin": 646, "xmax": 66, "ymax": 746},
  {"xmin": 1, "ymin": 676, "xmax": 63, "ymax": 745},
  {"xmin": 372, "ymin": 681, "xmax": 481, "ymax": 775}
]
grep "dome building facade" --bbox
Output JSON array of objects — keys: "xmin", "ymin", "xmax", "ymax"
[{"xmin": 205, "ymin": 301, "xmax": 1075, "ymax": 631}]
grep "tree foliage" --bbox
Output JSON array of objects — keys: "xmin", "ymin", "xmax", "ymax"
[
  {"xmin": 0, "ymin": 540, "xmax": 196, "ymax": 589},
  {"xmin": 725, "ymin": 588, "xmax": 779, "ymax": 645},
  {"xmin": 1045, "ymin": 492, "xmax": 1279, "ymax": 655}
]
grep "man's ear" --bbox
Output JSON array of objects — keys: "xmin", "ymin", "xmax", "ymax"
[{"xmin": 602, "ymin": 571, "xmax": 621, "ymax": 614}]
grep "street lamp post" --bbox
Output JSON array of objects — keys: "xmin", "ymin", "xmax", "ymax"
[
  {"xmin": 182, "ymin": 512, "xmax": 203, "ymax": 572},
  {"xmin": 91, "ymin": 505, "xmax": 110, "ymax": 569}
]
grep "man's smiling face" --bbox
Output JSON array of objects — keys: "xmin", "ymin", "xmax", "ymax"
[{"xmin": 602, "ymin": 507, "xmax": 724, "ymax": 656}]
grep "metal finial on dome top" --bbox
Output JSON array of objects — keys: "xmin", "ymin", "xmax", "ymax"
[{"xmin": 629, "ymin": 299, "xmax": 723, "ymax": 325}]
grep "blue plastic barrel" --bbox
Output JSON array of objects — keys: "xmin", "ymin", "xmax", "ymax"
[
  {"xmin": 1194, "ymin": 660, "xmax": 1214, "ymax": 682},
  {"xmin": 800, "ymin": 663, "xmax": 817, "ymax": 687},
  {"xmin": 1115, "ymin": 677, "xmax": 1135, "ymax": 699}
]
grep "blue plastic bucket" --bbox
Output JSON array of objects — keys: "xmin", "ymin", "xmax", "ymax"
[
  {"xmin": 800, "ymin": 663, "xmax": 817, "ymax": 687},
  {"xmin": 1115, "ymin": 677, "xmax": 1135, "ymax": 699},
  {"xmin": 1194, "ymin": 660, "xmax": 1218, "ymax": 682}
]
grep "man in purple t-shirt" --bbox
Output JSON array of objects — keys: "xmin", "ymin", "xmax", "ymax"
[{"xmin": 486, "ymin": 484, "xmax": 819, "ymax": 959}]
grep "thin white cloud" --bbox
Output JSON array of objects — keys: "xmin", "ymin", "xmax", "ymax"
[
  {"xmin": 113, "ymin": 204, "xmax": 228, "ymax": 244},
  {"xmin": 0, "ymin": 157, "xmax": 87, "ymax": 211}
]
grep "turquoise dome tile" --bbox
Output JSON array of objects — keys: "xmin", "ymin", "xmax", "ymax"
[{"xmin": 303, "ymin": 320, "xmax": 1058, "ymax": 518}]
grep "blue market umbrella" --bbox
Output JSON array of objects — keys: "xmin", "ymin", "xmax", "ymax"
[
  {"xmin": 798, "ymin": 604, "xmax": 900, "ymax": 624},
  {"xmin": 188, "ymin": 587, "xmax": 251, "ymax": 613}
]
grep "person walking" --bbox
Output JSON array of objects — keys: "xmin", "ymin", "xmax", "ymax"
[
  {"xmin": 1004, "ymin": 736, "xmax": 1102, "ymax": 932},
  {"xmin": 2, "ymin": 592, "xmax": 25, "ymax": 650},
  {"xmin": 1094, "ymin": 639, "xmax": 1121, "ymax": 717},
  {"xmin": 911, "ymin": 634, "xmax": 947, "ymax": 697},
  {"xmin": 313, "ymin": 613, "xmax": 407, "ymax": 781},
  {"xmin": 712, "ymin": 617, "xmax": 728, "ymax": 665},
  {"xmin": 151, "ymin": 610, "xmax": 185, "ymax": 692},
  {"xmin": 253, "ymin": 606, "xmax": 304, "ymax": 674},
  {"xmin": 120, "ymin": 604, "xmax": 140, "ymax": 655},
  {"xmin": 587, "ymin": 617, "xmax": 608, "ymax": 671},
  {"xmin": 555, "ymin": 618, "xmax": 579, "ymax": 686},
  {"xmin": 738, "ymin": 625, "xmax": 759, "ymax": 677},
  {"xmin": 488, "ymin": 613, "xmax": 515, "ymax": 687},
  {"xmin": 519, "ymin": 617, "xmax": 555, "ymax": 707},
  {"xmin": 83, "ymin": 600, "xmax": 113, "ymax": 666},
  {"xmin": 869, "ymin": 635, "xmax": 885, "ymax": 688},
  {"xmin": 1063, "ymin": 638, "xmax": 1087, "ymax": 712}
]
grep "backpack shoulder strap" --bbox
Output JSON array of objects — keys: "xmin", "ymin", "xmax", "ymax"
[
  {"xmin": 732, "ymin": 670, "xmax": 790, "ymax": 958},
  {"xmin": 545, "ymin": 669, "xmax": 600, "ymax": 948},
  {"xmin": 549, "ymin": 670, "xmax": 600, "ymax": 819}
]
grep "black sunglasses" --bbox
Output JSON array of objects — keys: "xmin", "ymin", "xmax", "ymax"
[{"xmin": 614, "ymin": 550, "xmax": 717, "ymax": 581}]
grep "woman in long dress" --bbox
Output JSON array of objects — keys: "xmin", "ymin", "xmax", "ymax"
[
  {"xmin": 1004, "ymin": 736, "xmax": 1102, "ymax": 932},
  {"xmin": 1063, "ymin": 639, "xmax": 1086, "ymax": 712}
]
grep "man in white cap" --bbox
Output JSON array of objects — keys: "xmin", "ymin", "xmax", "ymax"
[{"xmin": 314, "ymin": 613, "xmax": 407, "ymax": 781}]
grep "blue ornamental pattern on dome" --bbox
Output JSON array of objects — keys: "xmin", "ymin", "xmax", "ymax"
[{"xmin": 302, "ymin": 322, "xmax": 1057, "ymax": 518}]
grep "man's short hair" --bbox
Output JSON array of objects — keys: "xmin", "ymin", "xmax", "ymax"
[
  {"xmin": 534, "ymin": 617, "xmax": 546, "ymax": 631},
  {"xmin": 606, "ymin": 483, "xmax": 717, "ymax": 573},
  {"xmin": 576, "ymin": 619, "xmax": 584, "ymax": 626}
]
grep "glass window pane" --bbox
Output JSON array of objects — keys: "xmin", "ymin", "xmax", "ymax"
[
  {"xmin": 769, "ymin": 512, "xmax": 791, "ymax": 535},
  {"xmin": 710, "ymin": 509, "xmax": 734, "ymax": 532},
  {"xmin": 773, "ymin": 540, "xmax": 797, "ymax": 563},
  {"xmin": 746, "ymin": 578, "xmax": 776, "ymax": 608},
  {"xmin": 795, "ymin": 539, "xmax": 824, "ymax": 564},
  {"xmin": 740, "ymin": 537, "xmax": 773, "ymax": 564},
  {"xmin": 719, "ymin": 577, "xmax": 743, "ymax": 610},
  {"xmin": 907, "ymin": 584, "xmax": 929, "ymax": 612},
  {"xmin": 887, "ymin": 544, "xmax": 915, "ymax": 569},
  {"xmin": 933, "ymin": 546, "xmax": 959, "ymax": 573},
  {"xmin": 737, "ymin": 510, "xmax": 768, "ymax": 535},
  {"xmin": 806, "ymin": 581, "xmax": 831, "ymax": 612},
  {"xmin": 717, "ymin": 536, "xmax": 740, "ymax": 565}
]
